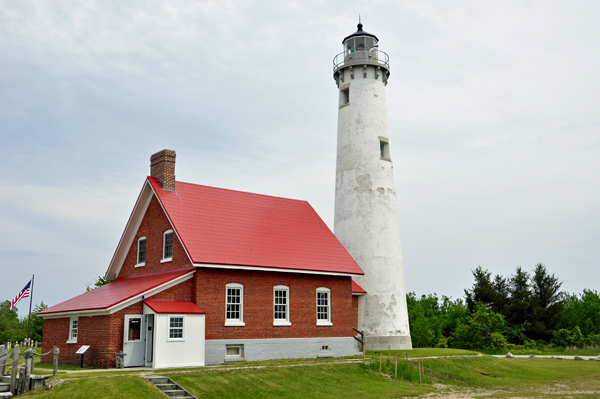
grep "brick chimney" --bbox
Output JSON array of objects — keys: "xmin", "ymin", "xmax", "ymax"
[{"xmin": 150, "ymin": 149, "xmax": 176, "ymax": 191}]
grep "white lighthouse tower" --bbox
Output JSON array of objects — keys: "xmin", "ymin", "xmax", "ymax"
[{"xmin": 333, "ymin": 22, "xmax": 411, "ymax": 350}]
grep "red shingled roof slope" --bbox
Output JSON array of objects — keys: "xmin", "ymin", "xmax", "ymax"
[
  {"xmin": 149, "ymin": 177, "xmax": 363, "ymax": 275},
  {"xmin": 352, "ymin": 280, "xmax": 367, "ymax": 294},
  {"xmin": 144, "ymin": 299, "xmax": 205, "ymax": 314},
  {"xmin": 39, "ymin": 266, "xmax": 195, "ymax": 315}
]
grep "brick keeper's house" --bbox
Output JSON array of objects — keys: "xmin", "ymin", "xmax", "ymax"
[{"xmin": 39, "ymin": 150, "xmax": 367, "ymax": 368}]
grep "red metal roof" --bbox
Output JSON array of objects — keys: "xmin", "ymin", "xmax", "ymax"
[
  {"xmin": 144, "ymin": 299, "xmax": 205, "ymax": 314},
  {"xmin": 149, "ymin": 177, "xmax": 364, "ymax": 275},
  {"xmin": 38, "ymin": 266, "xmax": 195, "ymax": 316},
  {"xmin": 352, "ymin": 280, "xmax": 366, "ymax": 294}
]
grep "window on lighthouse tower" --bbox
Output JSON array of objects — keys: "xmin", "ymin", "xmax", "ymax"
[{"xmin": 379, "ymin": 137, "xmax": 390, "ymax": 160}]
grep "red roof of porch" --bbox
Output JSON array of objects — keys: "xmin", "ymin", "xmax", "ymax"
[
  {"xmin": 352, "ymin": 280, "xmax": 366, "ymax": 294},
  {"xmin": 38, "ymin": 266, "xmax": 195, "ymax": 316},
  {"xmin": 144, "ymin": 299, "xmax": 205, "ymax": 314}
]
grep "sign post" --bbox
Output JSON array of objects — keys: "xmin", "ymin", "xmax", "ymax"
[{"xmin": 75, "ymin": 345, "xmax": 90, "ymax": 368}]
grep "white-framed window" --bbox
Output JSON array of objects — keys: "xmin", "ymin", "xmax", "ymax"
[
  {"xmin": 225, "ymin": 283, "xmax": 245, "ymax": 326},
  {"xmin": 161, "ymin": 230, "xmax": 173, "ymax": 262},
  {"xmin": 273, "ymin": 285, "xmax": 291, "ymax": 326},
  {"xmin": 225, "ymin": 344, "xmax": 244, "ymax": 362},
  {"xmin": 168, "ymin": 316, "xmax": 184, "ymax": 341},
  {"xmin": 67, "ymin": 317, "xmax": 78, "ymax": 343},
  {"xmin": 136, "ymin": 236, "xmax": 146, "ymax": 267},
  {"xmin": 316, "ymin": 287, "xmax": 332, "ymax": 326}
]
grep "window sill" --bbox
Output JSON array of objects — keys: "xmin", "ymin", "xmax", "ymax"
[
  {"xmin": 160, "ymin": 258, "xmax": 173, "ymax": 263},
  {"xmin": 66, "ymin": 339, "xmax": 77, "ymax": 344},
  {"xmin": 167, "ymin": 339, "xmax": 185, "ymax": 342},
  {"xmin": 273, "ymin": 320, "xmax": 292, "ymax": 327},
  {"xmin": 380, "ymin": 156, "xmax": 391, "ymax": 162},
  {"xmin": 225, "ymin": 321, "xmax": 245, "ymax": 327},
  {"xmin": 316, "ymin": 321, "xmax": 333, "ymax": 327},
  {"xmin": 135, "ymin": 262, "xmax": 145, "ymax": 268},
  {"xmin": 339, "ymin": 102, "xmax": 350, "ymax": 109}
]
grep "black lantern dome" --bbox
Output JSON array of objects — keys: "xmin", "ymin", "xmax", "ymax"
[{"xmin": 342, "ymin": 22, "xmax": 379, "ymax": 43}]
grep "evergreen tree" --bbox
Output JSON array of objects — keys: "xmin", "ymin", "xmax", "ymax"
[
  {"xmin": 465, "ymin": 266, "xmax": 496, "ymax": 312},
  {"xmin": 529, "ymin": 263, "xmax": 564, "ymax": 341},
  {"xmin": 507, "ymin": 267, "xmax": 533, "ymax": 328}
]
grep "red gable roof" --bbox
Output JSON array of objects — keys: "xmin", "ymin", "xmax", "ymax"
[
  {"xmin": 352, "ymin": 280, "xmax": 366, "ymax": 294},
  {"xmin": 148, "ymin": 177, "xmax": 363, "ymax": 276},
  {"xmin": 39, "ymin": 266, "xmax": 195, "ymax": 316},
  {"xmin": 144, "ymin": 299, "xmax": 205, "ymax": 314}
]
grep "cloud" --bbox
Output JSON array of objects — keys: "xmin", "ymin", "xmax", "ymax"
[{"xmin": 1, "ymin": 0, "xmax": 599, "ymax": 313}]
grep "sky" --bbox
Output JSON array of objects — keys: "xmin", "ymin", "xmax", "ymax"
[{"xmin": 1, "ymin": 0, "xmax": 599, "ymax": 317}]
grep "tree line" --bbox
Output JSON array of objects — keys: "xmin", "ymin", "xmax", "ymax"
[
  {"xmin": 408, "ymin": 263, "xmax": 600, "ymax": 351},
  {"xmin": 0, "ymin": 301, "xmax": 47, "ymax": 344}
]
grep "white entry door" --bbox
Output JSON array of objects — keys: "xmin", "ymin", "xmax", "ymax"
[{"xmin": 123, "ymin": 315, "xmax": 145, "ymax": 367}]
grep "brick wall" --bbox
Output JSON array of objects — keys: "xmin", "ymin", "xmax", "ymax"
[
  {"xmin": 195, "ymin": 268, "xmax": 356, "ymax": 340},
  {"xmin": 41, "ymin": 269, "xmax": 356, "ymax": 368},
  {"xmin": 119, "ymin": 196, "xmax": 192, "ymax": 277},
  {"xmin": 41, "ymin": 303, "xmax": 143, "ymax": 368},
  {"xmin": 352, "ymin": 295, "xmax": 359, "ymax": 328}
]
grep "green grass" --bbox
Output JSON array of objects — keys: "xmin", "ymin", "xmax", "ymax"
[
  {"xmin": 171, "ymin": 363, "xmax": 429, "ymax": 399},
  {"xmin": 20, "ymin": 376, "xmax": 167, "ymax": 399},
  {"xmin": 428, "ymin": 356, "xmax": 600, "ymax": 388},
  {"xmin": 15, "ymin": 350, "xmax": 600, "ymax": 398},
  {"xmin": 367, "ymin": 347, "xmax": 479, "ymax": 358},
  {"xmin": 484, "ymin": 345, "xmax": 600, "ymax": 356}
]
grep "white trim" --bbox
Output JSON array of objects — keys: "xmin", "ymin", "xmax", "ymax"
[
  {"xmin": 39, "ymin": 270, "xmax": 196, "ymax": 319},
  {"xmin": 167, "ymin": 315, "xmax": 185, "ymax": 341},
  {"xmin": 193, "ymin": 262, "xmax": 361, "ymax": 277},
  {"xmin": 273, "ymin": 285, "xmax": 290, "ymax": 326},
  {"xmin": 352, "ymin": 292, "xmax": 366, "ymax": 296},
  {"xmin": 316, "ymin": 287, "xmax": 332, "ymax": 326},
  {"xmin": 162, "ymin": 229, "xmax": 174, "ymax": 261},
  {"xmin": 66, "ymin": 317, "xmax": 78, "ymax": 343},
  {"xmin": 147, "ymin": 183, "xmax": 195, "ymax": 265},
  {"xmin": 135, "ymin": 236, "xmax": 146, "ymax": 267},
  {"xmin": 225, "ymin": 283, "xmax": 244, "ymax": 326},
  {"xmin": 105, "ymin": 180, "xmax": 154, "ymax": 280}
]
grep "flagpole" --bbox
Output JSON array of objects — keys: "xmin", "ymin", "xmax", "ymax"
[{"xmin": 26, "ymin": 274, "xmax": 34, "ymax": 343}]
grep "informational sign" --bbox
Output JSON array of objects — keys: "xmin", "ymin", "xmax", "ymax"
[{"xmin": 75, "ymin": 345, "xmax": 90, "ymax": 354}]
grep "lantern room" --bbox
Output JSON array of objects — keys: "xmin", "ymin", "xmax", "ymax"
[{"xmin": 333, "ymin": 22, "xmax": 390, "ymax": 84}]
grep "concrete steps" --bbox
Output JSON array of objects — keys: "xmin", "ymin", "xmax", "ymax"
[
  {"xmin": 0, "ymin": 382, "xmax": 9, "ymax": 393},
  {"xmin": 144, "ymin": 377, "xmax": 196, "ymax": 399}
]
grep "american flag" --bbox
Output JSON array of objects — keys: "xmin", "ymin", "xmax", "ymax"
[{"xmin": 9, "ymin": 280, "xmax": 31, "ymax": 311}]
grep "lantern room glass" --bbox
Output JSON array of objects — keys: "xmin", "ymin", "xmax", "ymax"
[{"xmin": 345, "ymin": 36, "xmax": 377, "ymax": 54}]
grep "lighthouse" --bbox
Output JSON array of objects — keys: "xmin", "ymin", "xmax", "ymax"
[{"xmin": 333, "ymin": 22, "xmax": 412, "ymax": 350}]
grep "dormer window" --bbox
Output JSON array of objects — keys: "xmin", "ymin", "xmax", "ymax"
[
  {"xmin": 136, "ymin": 237, "xmax": 146, "ymax": 267},
  {"xmin": 162, "ymin": 230, "xmax": 173, "ymax": 262}
]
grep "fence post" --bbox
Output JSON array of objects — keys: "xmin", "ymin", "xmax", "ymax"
[
  {"xmin": 52, "ymin": 346, "xmax": 60, "ymax": 377},
  {"xmin": 395, "ymin": 358, "xmax": 397, "ymax": 379},
  {"xmin": 419, "ymin": 361, "xmax": 422, "ymax": 384},
  {"xmin": 0, "ymin": 345, "xmax": 6, "ymax": 376},
  {"xmin": 379, "ymin": 354, "xmax": 382, "ymax": 373},
  {"xmin": 10, "ymin": 343, "xmax": 20, "ymax": 394},
  {"xmin": 429, "ymin": 361, "xmax": 432, "ymax": 383},
  {"xmin": 22, "ymin": 349, "xmax": 34, "ymax": 393}
]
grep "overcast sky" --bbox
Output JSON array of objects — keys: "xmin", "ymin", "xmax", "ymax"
[{"xmin": 1, "ymin": 1, "xmax": 599, "ymax": 317}]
